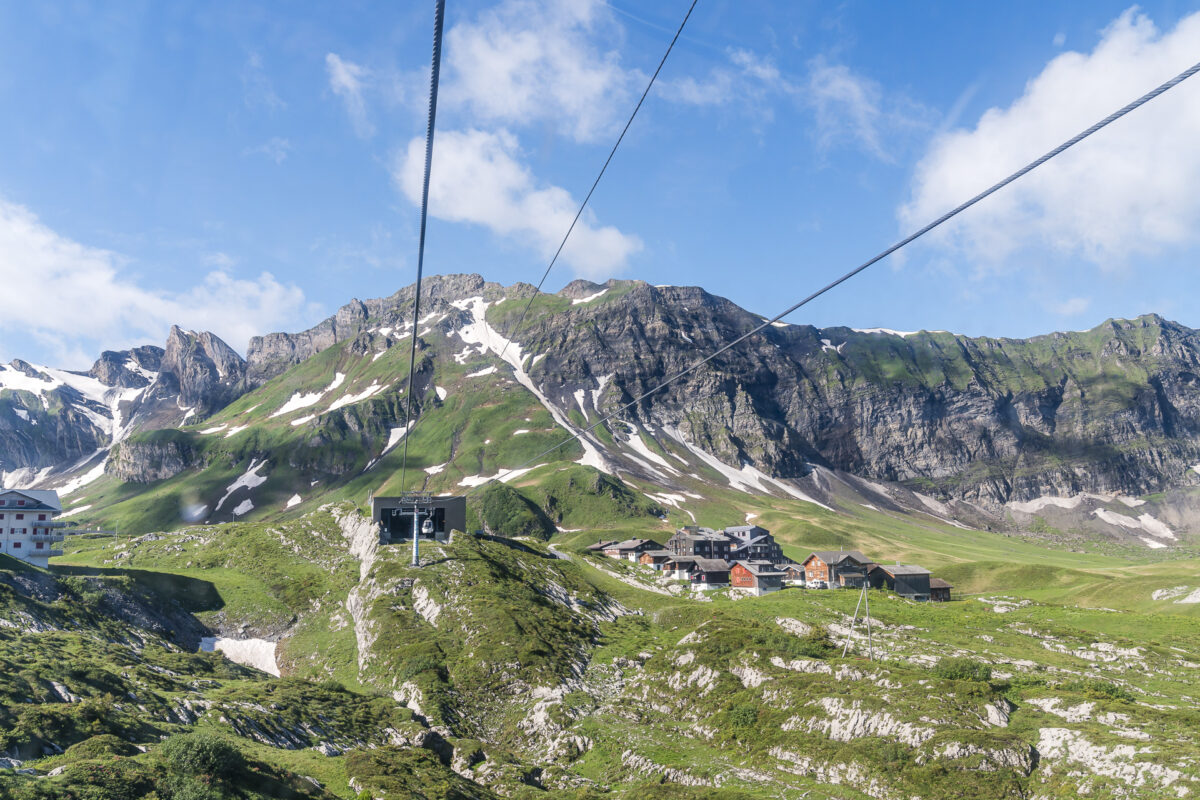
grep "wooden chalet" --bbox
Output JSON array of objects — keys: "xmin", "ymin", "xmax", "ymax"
[
  {"xmin": 873, "ymin": 564, "xmax": 932, "ymax": 600},
  {"xmin": 802, "ymin": 551, "xmax": 870, "ymax": 587},
  {"xmin": 603, "ymin": 538, "xmax": 661, "ymax": 561},
  {"xmin": 730, "ymin": 561, "xmax": 785, "ymax": 596},
  {"xmin": 586, "ymin": 540, "xmax": 619, "ymax": 552},
  {"xmin": 688, "ymin": 558, "xmax": 731, "ymax": 589},
  {"xmin": 929, "ymin": 577, "xmax": 953, "ymax": 602},
  {"xmin": 779, "ymin": 563, "xmax": 806, "ymax": 586},
  {"xmin": 662, "ymin": 556, "xmax": 698, "ymax": 581},
  {"xmin": 638, "ymin": 549, "xmax": 675, "ymax": 570}
]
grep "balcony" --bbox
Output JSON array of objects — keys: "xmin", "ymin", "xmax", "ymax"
[
  {"xmin": 46, "ymin": 549, "xmax": 64, "ymax": 558},
  {"xmin": 30, "ymin": 533, "xmax": 64, "ymax": 544}
]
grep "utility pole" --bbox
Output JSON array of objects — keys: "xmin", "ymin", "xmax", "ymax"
[{"xmin": 864, "ymin": 583, "xmax": 874, "ymax": 661}]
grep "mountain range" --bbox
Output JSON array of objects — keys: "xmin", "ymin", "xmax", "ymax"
[{"xmin": 2, "ymin": 273, "xmax": 1199, "ymax": 547}]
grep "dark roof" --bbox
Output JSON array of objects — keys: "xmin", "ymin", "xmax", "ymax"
[
  {"xmin": 691, "ymin": 558, "xmax": 731, "ymax": 572},
  {"xmin": 586, "ymin": 540, "xmax": 619, "ymax": 550},
  {"xmin": 881, "ymin": 564, "xmax": 930, "ymax": 576},
  {"xmin": 929, "ymin": 578, "xmax": 953, "ymax": 589},
  {"xmin": 806, "ymin": 550, "xmax": 869, "ymax": 565},
  {"xmin": 0, "ymin": 489, "xmax": 62, "ymax": 512}
]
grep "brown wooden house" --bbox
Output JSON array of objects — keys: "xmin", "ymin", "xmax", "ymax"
[
  {"xmin": 929, "ymin": 577, "xmax": 953, "ymax": 602},
  {"xmin": 638, "ymin": 549, "xmax": 674, "ymax": 570},
  {"xmin": 730, "ymin": 561, "xmax": 785, "ymax": 596},
  {"xmin": 603, "ymin": 538, "xmax": 662, "ymax": 561},
  {"xmin": 802, "ymin": 551, "xmax": 870, "ymax": 588}
]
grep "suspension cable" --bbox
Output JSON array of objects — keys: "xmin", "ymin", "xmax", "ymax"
[
  {"xmin": 496, "ymin": 0, "xmax": 700, "ymax": 364},
  {"xmin": 467, "ymin": 58, "xmax": 1200, "ymax": 496},
  {"xmin": 398, "ymin": 0, "xmax": 447, "ymax": 491}
]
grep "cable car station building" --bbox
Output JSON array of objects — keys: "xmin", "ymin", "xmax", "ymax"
[{"xmin": 371, "ymin": 493, "xmax": 465, "ymax": 544}]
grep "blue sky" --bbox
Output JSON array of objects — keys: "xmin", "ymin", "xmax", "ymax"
[{"xmin": 3, "ymin": 1, "xmax": 1200, "ymax": 367}]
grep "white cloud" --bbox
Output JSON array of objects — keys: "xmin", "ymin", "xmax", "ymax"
[
  {"xmin": 443, "ymin": 0, "xmax": 634, "ymax": 143},
  {"xmin": 0, "ymin": 198, "xmax": 309, "ymax": 365},
  {"xmin": 326, "ymin": 52, "xmax": 374, "ymax": 138},
  {"xmin": 393, "ymin": 128, "xmax": 641, "ymax": 278},
  {"xmin": 1050, "ymin": 296, "xmax": 1091, "ymax": 316},
  {"xmin": 900, "ymin": 9, "xmax": 1200, "ymax": 269}
]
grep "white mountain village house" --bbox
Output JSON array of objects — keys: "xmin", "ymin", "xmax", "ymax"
[{"xmin": 0, "ymin": 488, "xmax": 65, "ymax": 567}]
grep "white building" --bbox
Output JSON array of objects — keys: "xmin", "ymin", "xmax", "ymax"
[{"xmin": 0, "ymin": 488, "xmax": 65, "ymax": 567}]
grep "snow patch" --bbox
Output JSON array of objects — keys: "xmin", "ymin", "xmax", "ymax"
[
  {"xmin": 285, "ymin": 494, "xmax": 302, "ymax": 509},
  {"xmin": 59, "ymin": 504, "xmax": 92, "ymax": 518},
  {"xmin": 1092, "ymin": 508, "xmax": 1176, "ymax": 541},
  {"xmin": 223, "ymin": 424, "xmax": 249, "ymax": 438},
  {"xmin": 199, "ymin": 424, "xmax": 227, "ymax": 434},
  {"xmin": 425, "ymin": 463, "xmax": 447, "ymax": 475},
  {"xmin": 382, "ymin": 423, "xmax": 414, "ymax": 455},
  {"xmin": 571, "ymin": 289, "xmax": 608, "ymax": 304},
  {"xmin": 289, "ymin": 415, "xmax": 314, "ymax": 427},
  {"xmin": 326, "ymin": 382, "xmax": 384, "ymax": 412},
  {"xmin": 661, "ymin": 425, "xmax": 832, "ymax": 510},
  {"xmin": 216, "ymin": 459, "xmax": 268, "ymax": 511},
  {"xmin": 232, "ymin": 498, "xmax": 254, "ymax": 517},
  {"xmin": 466, "ymin": 365, "xmax": 496, "ymax": 377},
  {"xmin": 852, "ymin": 327, "xmax": 919, "ymax": 337},
  {"xmin": 58, "ymin": 458, "xmax": 107, "ymax": 497},
  {"xmin": 200, "ymin": 637, "xmax": 279, "ymax": 677},
  {"xmin": 459, "ymin": 465, "xmax": 540, "ymax": 487},
  {"xmin": 435, "ymin": 385, "xmax": 447, "ymax": 401}
]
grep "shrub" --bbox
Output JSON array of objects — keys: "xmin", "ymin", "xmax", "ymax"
[
  {"xmin": 158, "ymin": 732, "xmax": 244, "ymax": 781},
  {"xmin": 1061, "ymin": 678, "xmax": 1135, "ymax": 703},
  {"xmin": 933, "ymin": 657, "xmax": 992, "ymax": 682}
]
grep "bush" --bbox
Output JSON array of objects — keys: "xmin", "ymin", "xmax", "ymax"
[
  {"xmin": 933, "ymin": 657, "xmax": 992, "ymax": 682},
  {"xmin": 64, "ymin": 734, "xmax": 139, "ymax": 760},
  {"xmin": 1061, "ymin": 678, "xmax": 1135, "ymax": 703},
  {"xmin": 158, "ymin": 732, "xmax": 244, "ymax": 781}
]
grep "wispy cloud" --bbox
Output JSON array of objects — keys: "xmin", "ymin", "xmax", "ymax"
[
  {"xmin": 243, "ymin": 137, "xmax": 291, "ymax": 164},
  {"xmin": 900, "ymin": 8, "xmax": 1200, "ymax": 270},
  {"xmin": 0, "ymin": 198, "xmax": 310, "ymax": 364},
  {"xmin": 392, "ymin": 128, "xmax": 641, "ymax": 279},
  {"xmin": 326, "ymin": 52, "xmax": 374, "ymax": 138},
  {"xmin": 242, "ymin": 53, "xmax": 286, "ymax": 112},
  {"xmin": 1050, "ymin": 296, "xmax": 1091, "ymax": 316}
]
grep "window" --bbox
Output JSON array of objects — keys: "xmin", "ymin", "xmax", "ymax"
[
  {"xmin": 17, "ymin": 500, "xmax": 24, "ymax": 506},
  {"xmin": 37, "ymin": 514, "xmax": 45, "ymax": 521},
  {"xmin": 15, "ymin": 514, "xmax": 23, "ymax": 520},
  {"xmin": 35, "ymin": 542, "xmax": 44, "ymax": 550},
  {"xmin": 12, "ymin": 542, "xmax": 20, "ymax": 549}
]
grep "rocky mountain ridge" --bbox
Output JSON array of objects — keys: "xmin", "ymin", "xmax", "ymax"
[{"xmin": 4, "ymin": 274, "xmax": 1200, "ymax": 545}]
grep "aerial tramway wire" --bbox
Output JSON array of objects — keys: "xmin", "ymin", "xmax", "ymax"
[
  {"xmin": 467, "ymin": 58, "xmax": 1200, "ymax": 497},
  {"xmin": 495, "ymin": 0, "xmax": 700, "ymax": 365},
  {"xmin": 398, "ymin": 0, "xmax": 447, "ymax": 492}
]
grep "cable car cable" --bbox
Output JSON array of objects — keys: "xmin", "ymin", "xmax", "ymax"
[
  {"xmin": 496, "ymin": 0, "xmax": 700, "ymax": 365},
  {"xmin": 399, "ymin": 0, "xmax": 447, "ymax": 492},
  {"xmin": 466, "ymin": 58, "xmax": 1200, "ymax": 496}
]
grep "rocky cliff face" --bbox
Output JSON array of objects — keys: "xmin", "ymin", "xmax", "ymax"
[{"xmin": 0, "ymin": 327, "xmax": 248, "ymax": 490}]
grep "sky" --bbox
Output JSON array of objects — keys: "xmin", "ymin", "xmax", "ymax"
[{"xmin": 3, "ymin": 0, "xmax": 1200, "ymax": 368}]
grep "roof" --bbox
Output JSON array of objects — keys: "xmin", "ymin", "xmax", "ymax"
[
  {"xmin": 881, "ymin": 564, "xmax": 931, "ymax": 576},
  {"xmin": 586, "ymin": 540, "xmax": 619, "ymax": 550},
  {"xmin": 805, "ymin": 550, "xmax": 870, "ymax": 566},
  {"xmin": 929, "ymin": 578, "xmax": 954, "ymax": 589},
  {"xmin": 639, "ymin": 549, "xmax": 674, "ymax": 559},
  {"xmin": 607, "ymin": 538, "xmax": 659, "ymax": 550},
  {"xmin": 0, "ymin": 488, "xmax": 62, "ymax": 512},
  {"xmin": 691, "ymin": 558, "xmax": 731, "ymax": 572},
  {"xmin": 733, "ymin": 561, "xmax": 785, "ymax": 576},
  {"xmin": 671, "ymin": 529, "xmax": 728, "ymax": 542}
]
